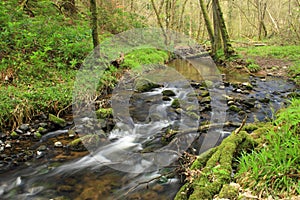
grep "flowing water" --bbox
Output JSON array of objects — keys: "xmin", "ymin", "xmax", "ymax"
[{"xmin": 0, "ymin": 58, "xmax": 298, "ymax": 200}]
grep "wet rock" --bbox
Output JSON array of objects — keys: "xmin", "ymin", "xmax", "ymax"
[
  {"xmin": 236, "ymin": 89, "xmax": 242, "ymax": 93},
  {"xmin": 259, "ymin": 97, "xmax": 270, "ymax": 103},
  {"xmin": 200, "ymin": 96, "xmax": 211, "ymax": 104},
  {"xmin": 242, "ymin": 82, "xmax": 253, "ymax": 90},
  {"xmin": 49, "ymin": 114, "xmax": 66, "ymax": 127},
  {"xmin": 5, "ymin": 143, "xmax": 11, "ymax": 148},
  {"xmin": 39, "ymin": 122, "xmax": 48, "ymax": 128},
  {"xmin": 37, "ymin": 127, "xmax": 48, "ymax": 134},
  {"xmin": 37, "ymin": 145, "xmax": 47, "ymax": 151},
  {"xmin": 134, "ymin": 78, "xmax": 161, "ymax": 92},
  {"xmin": 200, "ymin": 90, "xmax": 209, "ymax": 97},
  {"xmin": 243, "ymin": 98, "xmax": 256, "ymax": 108},
  {"xmin": 54, "ymin": 141, "xmax": 63, "ymax": 148},
  {"xmin": 162, "ymin": 90, "xmax": 176, "ymax": 97},
  {"xmin": 0, "ymin": 146, "xmax": 4, "ymax": 152},
  {"xmin": 19, "ymin": 124, "xmax": 30, "ymax": 131},
  {"xmin": 162, "ymin": 96, "xmax": 171, "ymax": 101},
  {"xmin": 227, "ymin": 101, "xmax": 235, "ymax": 106},
  {"xmin": 15, "ymin": 129, "xmax": 23, "ymax": 134}
]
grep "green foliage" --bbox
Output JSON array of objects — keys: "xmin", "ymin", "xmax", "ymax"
[
  {"xmin": 247, "ymin": 63, "xmax": 261, "ymax": 73},
  {"xmin": 236, "ymin": 99, "xmax": 300, "ymax": 197},
  {"xmin": 98, "ymin": 7, "xmax": 145, "ymax": 34},
  {"xmin": 121, "ymin": 48, "xmax": 169, "ymax": 69},
  {"xmin": 0, "ymin": 0, "xmax": 91, "ymax": 130}
]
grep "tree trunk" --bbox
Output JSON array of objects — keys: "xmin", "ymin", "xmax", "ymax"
[
  {"xmin": 213, "ymin": 0, "xmax": 234, "ymax": 58},
  {"xmin": 90, "ymin": 0, "xmax": 99, "ymax": 49},
  {"xmin": 198, "ymin": 0, "xmax": 215, "ymax": 55},
  {"xmin": 212, "ymin": 1, "xmax": 222, "ymax": 53}
]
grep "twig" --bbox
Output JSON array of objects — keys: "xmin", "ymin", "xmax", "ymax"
[{"xmin": 234, "ymin": 116, "xmax": 247, "ymax": 135}]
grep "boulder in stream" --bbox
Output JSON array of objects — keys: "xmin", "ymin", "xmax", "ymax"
[{"xmin": 134, "ymin": 78, "xmax": 161, "ymax": 92}]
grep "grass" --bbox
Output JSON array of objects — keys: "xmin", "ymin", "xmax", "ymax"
[
  {"xmin": 236, "ymin": 98, "xmax": 300, "ymax": 198},
  {"xmin": 238, "ymin": 45, "xmax": 300, "ymax": 84}
]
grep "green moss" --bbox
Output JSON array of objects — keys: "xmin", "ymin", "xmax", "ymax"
[
  {"xmin": 10, "ymin": 131, "xmax": 18, "ymax": 138},
  {"xmin": 229, "ymin": 105, "xmax": 241, "ymax": 112},
  {"xmin": 49, "ymin": 114, "xmax": 66, "ymax": 127},
  {"xmin": 219, "ymin": 184, "xmax": 239, "ymax": 199},
  {"xmin": 37, "ymin": 126, "xmax": 46, "ymax": 133},
  {"xmin": 96, "ymin": 108, "xmax": 112, "ymax": 119},
  {"xmin": 171, "ymin": 98, "xmax": 180, "ymax": 108},
  {"xmin": 176, "ymin": 130, "xmax": 254, "ymax": 200},
  {"xmin": 34, "ymin": 131, "xmax": 42, "ymax": 139}
]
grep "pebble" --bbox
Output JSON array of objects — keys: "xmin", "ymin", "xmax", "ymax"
[
  {"xmin": 19, "ymin": 124, "xmax": 30, "ymax": 131},
  {"xmin": 0, "ymin": 146, "xmax": 4, "ymax": 152},
  {"xmin": 5, "ymin": 143, "xmax": 12, "ymax": 148},
  {"xmin": 37, "ymin": 145, "xmax": 47, "ymax": 151},
  {"xmin": 54, "ymin": 141, "xmax": 63, "ymax": 148},
  {"xmin": 236, "ymin": 89, "xmax": 242, "ymax": 93}
]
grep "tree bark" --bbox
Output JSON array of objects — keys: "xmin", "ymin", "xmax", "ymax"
[
  {"xmin": 90, "ymin": 0, "xmax": 99, "ymax": 49},
  {"xmin": 213, "ymin": 0, "xmax": 234, "ymax": 58},
  {"xmin": 198, "ymin": 0, "xmax": 215, "ymax": 55}
]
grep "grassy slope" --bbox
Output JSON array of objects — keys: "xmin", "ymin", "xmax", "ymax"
[
  {"xmin": 0, "ymin": 1, "xmax": 92, "ymax": 130},
  {"xmin": 0, "ymin": 1, "xmax": 168, "ymax": 131},
  {"xmin": 237, "ymin": 45, "xmax": 300, "ymax": 84}
]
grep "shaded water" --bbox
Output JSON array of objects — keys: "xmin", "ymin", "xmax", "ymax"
[{"xmin": 0, "ymin": 59, "xmax": 297, "ymax": 199}]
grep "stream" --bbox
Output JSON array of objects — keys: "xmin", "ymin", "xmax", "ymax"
[{"xmin": 0, "ymin": 57, "xmax": 297, "ymax": 200}]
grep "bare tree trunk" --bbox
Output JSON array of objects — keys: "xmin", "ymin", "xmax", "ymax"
[
  {"xmin": 178, "ymin": 0, "xmax": 189, "ymax": 33},
  {"xmin": 150, "ymin": 0, "xmax": 168, "ymax": 44},
  {"xmin": 90, "ymin": 0, "xmax": 99, "ymax": 49}
]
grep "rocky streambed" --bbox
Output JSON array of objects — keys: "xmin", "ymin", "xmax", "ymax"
[{"xmin": 0, "ymin": 57, "xmax": 298, "ymax": 199}]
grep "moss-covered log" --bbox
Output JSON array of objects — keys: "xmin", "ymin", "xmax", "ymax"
[{"xmin": 175, "ymin": 129, "xmax": 257, "ymax": 200}]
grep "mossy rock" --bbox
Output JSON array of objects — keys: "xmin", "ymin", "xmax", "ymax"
[
  {"xmin": 134, "ymin": 78, "xmax": 161, "ymax": 92},
  {"xmin": 96, "ymin": 108, "xmax": 112, "ymax": 119},
  {"xmin": 162, "ymin": 90, "xmax": 176, "ymax": 97},
  {"xmin": 229, "ymin": 105, "xmax": 241, "ymax": 112},
  {"xmin": 34, "ymin": 131, "xmax": 42, "ymax": 139},
  {"xmin": 68, "ymin": 138, "xmax": 86, "ymax": 151},
  {"xmin": 49, "ymin": 114, "xmax": 66, "ymax": 127},
  {"xmin": 171, "ymin": 98, "xmax": 180, "ymax": 108}
]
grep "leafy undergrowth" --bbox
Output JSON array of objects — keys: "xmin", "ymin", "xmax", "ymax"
[
  {"xmin": 175, "ymin": 98, "xmax": 300, "ymax": 199},
  {"xmin": 0, "ymin": 0, "xmax": 92, "ymax": 130},
  {"xmin": 236, "ymin": 98, "xmax": 300, "ymax": 198},
  {"xmin": 0, "ymin": 1, "xmax": 155, "ymax": 131}
]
